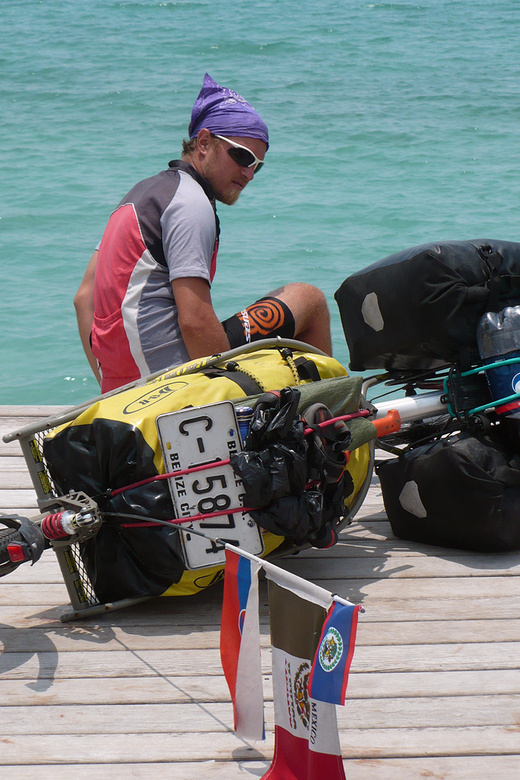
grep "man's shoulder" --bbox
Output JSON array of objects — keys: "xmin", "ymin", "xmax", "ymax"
[
  {"xmin": 120, "ymin": 162, "xmax": 213, "ymax": 209},
  {"xmin": 118, "ymin": 166, "xmax": 184, "ymax": 209}
]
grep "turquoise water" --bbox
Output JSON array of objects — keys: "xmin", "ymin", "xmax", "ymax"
[{"xmin": 2, "ymin": 0, "xmax": 520, "ymax": 404}]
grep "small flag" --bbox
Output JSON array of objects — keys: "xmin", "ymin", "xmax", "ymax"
[
  {"xmin": 261, "ymin": 576, "xmax": 347, "ymax": 780},
  {"xmin": 308, "ymin": 600, "xmax": 361, "ymax": 706},
  {"xmin": 220, "ymin": 548, "xmax": 264, "ymax": 740}
]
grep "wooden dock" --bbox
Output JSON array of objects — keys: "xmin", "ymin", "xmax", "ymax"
[{"xmin": 1, "ymin": 405, "xmax": 519, "ymax": 779}]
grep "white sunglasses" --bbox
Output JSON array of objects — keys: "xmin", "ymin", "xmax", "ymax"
[{"xmin": 214, "ymin": 135, "xmax": 265, "ymax": 173}]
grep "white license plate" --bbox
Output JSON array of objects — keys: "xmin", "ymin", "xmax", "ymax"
[{"xmin": 156, "ymin": 401, "xmax": 264, "ymax": 569}]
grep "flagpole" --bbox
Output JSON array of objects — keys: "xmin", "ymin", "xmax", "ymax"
[
  {"xmin": 112, "ymin": 513, "xmax": 363, "ymax": 613},
  {"xmin": 224, "ymin": 543, "xmax": 362, "ymax": 611}
]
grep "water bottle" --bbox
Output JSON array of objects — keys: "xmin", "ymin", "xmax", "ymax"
[
  {"xmin": 235, "ymin": 406, "xmax": 253, "ymax": 446},
  {"xmin": 476, "ymin": 306, "xmax": 520, "ymax": 431}
]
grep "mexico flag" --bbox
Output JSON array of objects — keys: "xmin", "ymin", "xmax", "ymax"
[{"xmin": 261, "ymin": 571, "xmax": 347, "ymax": 780}]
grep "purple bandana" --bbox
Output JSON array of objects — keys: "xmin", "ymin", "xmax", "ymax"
[{"xmin": 189, "ymin": 74, "xmax": 269, "ymax": 147}]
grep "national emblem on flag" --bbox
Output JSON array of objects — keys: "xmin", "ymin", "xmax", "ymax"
[
  {"xmin": 220, "ymin": 547, "xmax": 264, "ymax": 740},
  {"xmin": 308, "ymin": 600, "xmax": 361, "ymax": 706}
]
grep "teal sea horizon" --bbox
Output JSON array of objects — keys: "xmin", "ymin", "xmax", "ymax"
[{"xmin": 2, "ymin": 0, "xmax": 520, "ymax": 404}]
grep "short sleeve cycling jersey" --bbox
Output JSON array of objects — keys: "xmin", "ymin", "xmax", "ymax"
[{"xmin": 92, "ymin": 161, "xmax": 219, "ymax": 392}]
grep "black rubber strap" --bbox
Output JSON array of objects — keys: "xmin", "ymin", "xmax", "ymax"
[{"xmin": 202, "ymin": 367, "xmax": 263, "ymax": 396}]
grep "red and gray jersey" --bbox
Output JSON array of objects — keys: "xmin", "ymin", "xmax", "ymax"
[{"xmin": 92, "ymin": 161, "xmax": 219, "ymax": 392}]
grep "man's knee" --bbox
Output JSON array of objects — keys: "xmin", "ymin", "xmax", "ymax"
[
  {"xmin": 269, "ymin": 283, "xmax": 330, "ymax": 324},
  {"xmin": 222, "ymin": 282, "xmax": 332, "ymax": 354},
  {"xmin": 267, "ymin": 283, "xmax": 332, "ymax": 354}
]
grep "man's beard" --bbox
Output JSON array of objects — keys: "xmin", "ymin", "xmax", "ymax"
[{"xmin": 214, "ymin": 186, "xmax": 241, "ymax": 206}]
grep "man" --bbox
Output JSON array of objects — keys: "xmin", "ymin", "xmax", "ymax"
[{"xmin": 74, "ymin": 74, "xmax": 332, "ymax": 393}]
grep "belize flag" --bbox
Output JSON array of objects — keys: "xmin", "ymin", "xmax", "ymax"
[
  {"xmin": 220, "ymin": 547, "xmax": 264, "ymax": 740},
  {"xmin": 308, "ymin": 600, "xmax": 361, "ymax": 706}
]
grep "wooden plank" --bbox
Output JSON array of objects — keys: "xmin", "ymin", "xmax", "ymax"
[
  {"xmin": 2, "ymin": 617, "xmax": 520, "ymax": 651},
  {"xmin": 1, "ymin": 694, "xmax": 518, "ymax": 736},
  {"xmin": 347, "ymin": 756, "xmax": 520, "ymax": 780},
  {"xmin": 12, "ymin": 577, "xmax": 520, "ymax": 609},
  {"xmin": 300, "ymin": 575, "xmax": 520, "ymax": 599},
  {"xmin": 8, "ymin": 545, "xmax": 517, "ymax": 580},
  {"xmin": 0, "ymin": 491, "xmax": 38, "ymax": 509},
  {"xmin": 3, "ymin": 756, "xmax": 520, "ymax": 780},
  {"xmin": 2, "ymin": 594, "xmax": 520, "ymax": 627},
  {"xmin": 1, "ymin": 406, "xmax": 520, "ymax": 779},
  {"xmin": 0, "ymin": 409, "xmax": 67, "ymax": 461},
  {"xmin": 1, "ymin": 641, "xmax": 519, "ymax": 683},
  {"xmin": 2, "ymin": 572, "xmax": 520, "ymax": 606},
  {"xmin": 0, "ymin": 406, "xmax": 68, "ymax": 419},
  {"xmin": 0, "ymin": 457, "xmax": 33, "ymax": 473},
  {"xmin": 5, "ymin": 550, "xmax": 520, "ymax": 583},
  {"xmin": 0, "ymin": 410, "xmax": 68, "ymax": 441},
  {"xmin": 334, "ymin": 524, "xmax": 490, "ymax": 555},
  {"xmin": 0, "ymin": 508, "xmax": 41, "ymax": 519},
  {"xmin": 277, "ymin": 553, "xmax": 520, "ymax": 577},
  {"xmin": 296, "ymin": 533, "xmax": 517, "ymax": 558},
  {"xmin": 1, "ymin": 668, "xmax": 518, "ymax": 706},
  {"xmin": 0, "ymin": 474, "xmax": 36, "ymax": 492},
  {"xmin": 0, "ymin": 726, "xmax": 519, "ymax": 765}
]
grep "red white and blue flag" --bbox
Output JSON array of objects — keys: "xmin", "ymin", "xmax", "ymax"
[
  {"xmin": 308, "ymin": 600, "xmax": 361, "ymax": 706},
  {"xmin": 219, "ymin": 545, "xmax": 361, "ymax": 776},
  {"xmin": 220, "ymin": 547, "xmax": 264, "ymax": 740}
]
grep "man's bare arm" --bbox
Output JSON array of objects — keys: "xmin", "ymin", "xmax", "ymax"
[{"xmin": 171, "ymin": 276, "xmax": 230, "ymax": 359}]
